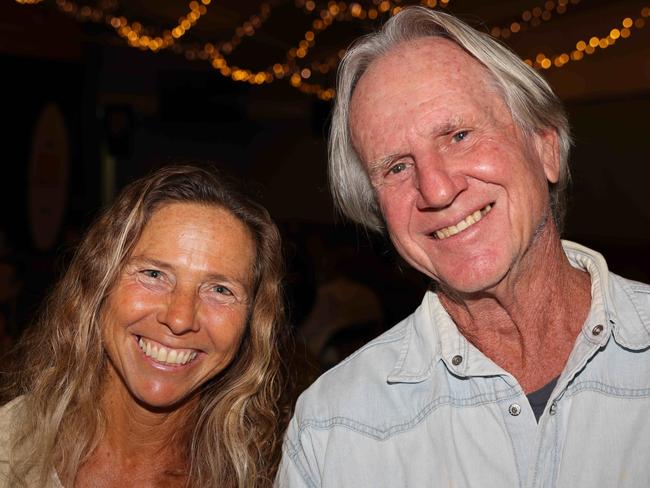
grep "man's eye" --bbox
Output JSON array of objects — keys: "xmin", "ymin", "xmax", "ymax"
[
  {"xmin": 388, "ymin": 162, "xmax": 407, "ymax": 175},
  {"xmin": 452, "ymin": 130, "xmax": 469, "ymax": 142},
  {"xmin": 142, "ymin": 270, "xmax": 162, "ymax": 279},
  {"xmin": 212, "ymin": 285, "xmax": 233, "ymax": 296}
]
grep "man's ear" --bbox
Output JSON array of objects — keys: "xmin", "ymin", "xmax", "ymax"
[{"xmin": 534, "ymin": 128, "xmax": 561, "ymax": 184}]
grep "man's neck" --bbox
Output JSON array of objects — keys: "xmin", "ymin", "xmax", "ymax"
[{"xmin": 439, "ymin": 226, "xmax": 592, "ymax": 393}]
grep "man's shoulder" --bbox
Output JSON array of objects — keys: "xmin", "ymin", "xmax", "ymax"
[
  {"xmin": 294, "ymin": 314, "xmax": 413, "ymax": 421},
  {"xmin": 610, "ymin": 271, "xmax": 650, "ymax": 308},
  {"xmin": 615, "ymin": 274, "xmax": 650, "ymax": 294},
  {"xmin": 608, "ymin": 272, "xmax": 650, "ymax": 350}
]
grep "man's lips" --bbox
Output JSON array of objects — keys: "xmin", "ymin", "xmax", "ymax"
[{"xmin": 429, "ymin": 203, "xmax": 493, "ymax": 240}]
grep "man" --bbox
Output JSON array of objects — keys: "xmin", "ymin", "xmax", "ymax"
[{"xmin": 278, "ymin": 7, "xmax": 650, "ymax": 488}]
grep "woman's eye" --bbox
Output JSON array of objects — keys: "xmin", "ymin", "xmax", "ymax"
[
  {"xmin": 212, "ymin": 285, "xmax": 233, "ymax": 296},
  {"xmin": 452, "ymin": 130, "xmax": 469, "ymax": 143},
  {"xmin": 142, "ymin": 269, "xmax": 162, "ymax": 279}
]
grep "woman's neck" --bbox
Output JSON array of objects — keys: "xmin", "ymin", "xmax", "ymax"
[{"xmin": 72, "ymin": 368, "xmax": 196, "ymax": 488}]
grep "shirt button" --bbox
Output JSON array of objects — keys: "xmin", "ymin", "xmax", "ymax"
[
  {"xmin": 549, "ymin": 401, "xmax": 558, "ymax": 415},
  {"xmin": 592, "ymin": 324, "xmax": 604, "ymax": 336},
  {"xmin": 451, "ymin": 355, "xmax": 463, "ymax": 366},
  {"xmin": 508, "ymin": 403, "xmax": 521, "ymax": 416}
]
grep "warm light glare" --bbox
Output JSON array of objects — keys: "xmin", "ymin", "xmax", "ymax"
[{"xmin": 17, "ymin": 0, "xmax": 650, "ymax": 100}]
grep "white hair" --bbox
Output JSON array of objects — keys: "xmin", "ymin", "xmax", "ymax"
[{"xmin": 329, "ymin": 6, "xmax": 571, "ymax": 232}]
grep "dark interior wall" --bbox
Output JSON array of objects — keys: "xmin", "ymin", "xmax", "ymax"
[
  {"xmin": 2, "ymin": 55, "xmax": 85, "ymax": 251},
  {"xmin": 0, "ymin": 4, "xmax": 649, "ymax": 339},
  {"xmin": 1, "ymin": 54, "xmax": 91, "ymax": 332},
  {"xmin": 564, "ymin": 95, "xmax": 650, "ymax": 282}
]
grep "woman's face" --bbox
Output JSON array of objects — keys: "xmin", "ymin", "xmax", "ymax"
[{"xmin": 102, "ymin": 202, "xmax": 256, "ymax": 410}]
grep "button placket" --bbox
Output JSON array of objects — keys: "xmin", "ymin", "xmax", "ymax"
[
  {"xmin": 591, "ymin": 324, "xmax": 604, "ymax": 336},
  {"xmin": 508, "ymin": 403, "xmax": 521, "ymax": 416}
]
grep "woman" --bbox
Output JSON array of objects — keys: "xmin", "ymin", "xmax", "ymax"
[{"xmin": 0, "ymin": 164, "xmax": 287, "ymax": 487}]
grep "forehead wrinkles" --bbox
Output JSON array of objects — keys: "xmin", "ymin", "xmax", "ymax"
[{"xmin": 358, "ymin": 48, "xmax": 518, "ymax": 139}]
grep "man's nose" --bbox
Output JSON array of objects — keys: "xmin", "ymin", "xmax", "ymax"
[
  {"xmin": 414, "ymin": 157, "xmax": 467, "ymax": 210},
  {"xmin": 158, "ymin": 286, "xmax": 199, "ymax": 334}
]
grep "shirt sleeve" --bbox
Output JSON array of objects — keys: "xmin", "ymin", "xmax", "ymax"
[{"xmin": 275, "ymin": 412, "xmax": 322, "ymax": 488}]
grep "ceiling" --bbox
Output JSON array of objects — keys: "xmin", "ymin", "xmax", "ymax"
[{"xmin": 3, "ymin": 0, "xmax": 650, "ymax": 102}]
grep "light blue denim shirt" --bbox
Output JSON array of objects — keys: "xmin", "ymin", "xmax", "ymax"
[{"xmin": 277, "ymin": 241, "xmax": 650, "ymax": 487}]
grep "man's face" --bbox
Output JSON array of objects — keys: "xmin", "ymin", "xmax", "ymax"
[{"xmin": 349, "ymin": 38, "xmax": 560, "ymax": 295}]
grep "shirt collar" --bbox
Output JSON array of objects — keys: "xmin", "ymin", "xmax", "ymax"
[
  {"xmin": 562, "ymin": 240, "xmax": 650, "ymax": 350},
  {"xmin": 386, "ymin": 291, "xmax": 441, "ymax": 383},
  {"xmin": 387, "ymin": 290, "xmax": 504, "ymax": 383},
  {"xmin": 387, "ymin": 240, "xmax": 650, "ymax": 384}
]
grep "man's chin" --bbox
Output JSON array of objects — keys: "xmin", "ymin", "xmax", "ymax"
[{"xmin": 435, "ymin": 265, "xmax": 509, "ymax": 300}]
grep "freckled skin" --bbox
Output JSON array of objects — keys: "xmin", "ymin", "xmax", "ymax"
[
  {"xmin": 350, "ymin": 37, "xmax": 560, "ymax": 295},
  {"xmin": 101, "ymin": 202, "xmax": 255, "ymax": 411},
  {"xmin": 75, "ymin": 202, "xmax": 257, "ymax": 487},
  {"xmin": 349, "ymin": 38, "xmax": 592, "ymax": 393}
]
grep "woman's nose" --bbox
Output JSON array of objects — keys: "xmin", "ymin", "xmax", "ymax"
[{"xmin": 158, "ymin": 287, "xmax": 199, "ymax": 334}]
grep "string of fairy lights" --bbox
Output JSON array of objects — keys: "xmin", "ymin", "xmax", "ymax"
[
  {"xmin": 491, "ymin": 0, "xmax": 578, "ymax": 39},
  {"xmin": 14, "ymin": 0, "xmax": 650, "ymax": 100},
  {"xmin": 525, "ymin": 8, "xmax": 649, "ymax": 69}
]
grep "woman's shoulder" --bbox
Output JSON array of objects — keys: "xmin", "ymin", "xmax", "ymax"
[
  {"xmin": 0, "ymin": 396, "xmax": 26, "ymax": 485},
  {"xmin": 0, "ymin": 396, "xmax": 25, "ymax": 421},
  {"xmin": 0, "ymin": 397, "xmax": 25, "ymax": 459},
  {"xmin": 0, "ymin": 396, "xmax": 63, "ymax": 488}
]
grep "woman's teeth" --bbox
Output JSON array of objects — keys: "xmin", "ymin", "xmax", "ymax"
[
  {"xmin": 138, "ymin": 337, "xmax": 197, "ymax": 365},
  {"xmin": 433, "ymin": 204, "xmax": 492, "ymax": 240}
]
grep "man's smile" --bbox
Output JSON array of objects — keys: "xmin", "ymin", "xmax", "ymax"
[{"xmin": 430, "ymin": 203, "xmax": 493, "ymax": 240}]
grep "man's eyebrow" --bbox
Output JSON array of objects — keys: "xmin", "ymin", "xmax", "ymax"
[
  {"xmin": 366, "ymin": 154, "xmax": 402, "ymax": 175},
  {"xmin": 431, "ymin": 115, "xmax": 465, "ymax": 136},
  {"xmin": 437, "ymin": 119, "xmax": 461, "ymax": 135},
  {"xmin": 365, "ymin": 117, "xmax": 467, "ymax": 173}
]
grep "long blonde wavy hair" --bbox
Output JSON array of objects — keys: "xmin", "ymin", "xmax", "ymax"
[{"xmin": 1, "ymin": 164, "xmax": 287, "ymax": 487}]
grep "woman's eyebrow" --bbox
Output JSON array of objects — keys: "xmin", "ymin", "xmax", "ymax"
[{"xmin": 127, "ymin": 256, "xmax": 172, "ymax": 270}]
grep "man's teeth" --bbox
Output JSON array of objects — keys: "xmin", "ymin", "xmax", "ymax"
[
  {"xmin": 434, "ymin": 204, "xmax": 492, "ymax": 240},
  {"xmin": 138, "ymin": 338, "xmax": 197, "ymax": 365}
]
